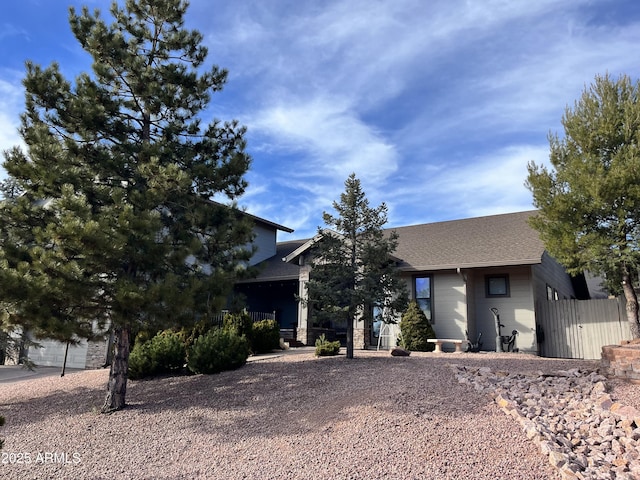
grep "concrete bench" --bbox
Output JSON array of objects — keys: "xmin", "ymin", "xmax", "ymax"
[{"xmin": 427, "ymin": 338, "xmax": 465, "ymax": 353}]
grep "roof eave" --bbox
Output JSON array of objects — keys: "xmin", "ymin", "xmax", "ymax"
[{"xmin": 397, "ymin": 257, "xmax": 543, "ymax": 272}]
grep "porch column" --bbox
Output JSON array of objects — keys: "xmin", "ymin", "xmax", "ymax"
[{"xmin": 296, "ymin": 265, "xmax": 311, "ymax": 345}]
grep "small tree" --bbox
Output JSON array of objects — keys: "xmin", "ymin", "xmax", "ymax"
[
  {"xmin": 399, "ymin": 301, "xmax": 435, "ymax": 351},
  {"xmin": 526, "ymin": 73, "xmax": 640, "ymax": 339},
  {"xmin": 305, "ymin": 174, "xmax": 408, "ymax": 359},
  {"xmin": 0, "ymin": 0, "xmax": 254, "ymax": 412}
]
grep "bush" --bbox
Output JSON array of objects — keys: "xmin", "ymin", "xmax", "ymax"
[
  {"xmin": 128, "ymin": 341, "xmax": 155, "ymax": 380},
  {"xmin": 187, "ymin": 328, "xmax": 250, "ymax": 374},
  {"xmin": 176, "ymin": 320, "xmax": 210, "ymax": 350},
  {"xmin": 251, "ymin": 319, "xmax": 281, "ymax": 354},
  {"xmin": 223, "ymin": 311, "xmax": 253, "ymax": 344},
  {"xmin": 315, "ymin": 334, "xmax": 341, "ymax": 356},
  {"xmin": 128, "ymin": 329, "xmax": 186, "ymax": 380},
  {"xmin": 399, "ymin": 301, "xmax": 436, "ymax": 351}
]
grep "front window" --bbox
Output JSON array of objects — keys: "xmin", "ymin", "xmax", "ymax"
[
  {"xmin": 486, "ymin": 274, "xmax": 510, "ymax": 297},
  {"xmin": 414, "ymin": 276, "xmax": 432, "ymax": 322}
]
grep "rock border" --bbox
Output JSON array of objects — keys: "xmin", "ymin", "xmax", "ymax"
[{"xmin": 452, "ymin": 365, "xmax": 640, "ymax": 480}]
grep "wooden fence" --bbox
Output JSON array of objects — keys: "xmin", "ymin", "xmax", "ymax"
[{"xmin": 536, "ymin": 298, "xmax": 632, "ymax": 359}]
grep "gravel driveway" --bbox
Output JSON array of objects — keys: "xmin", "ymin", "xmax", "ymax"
[{"xmin": 0, "ymin": 350, "xmax": 636, "ymax": 479}]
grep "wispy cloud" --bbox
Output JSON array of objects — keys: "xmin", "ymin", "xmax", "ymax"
[
  {"xmin": 0, "ymin": 74, "xmax": 24, "ymax": 177},
  {"xmin": 3, "ymin": 0, "xmax": 640, "ymax": 236}
]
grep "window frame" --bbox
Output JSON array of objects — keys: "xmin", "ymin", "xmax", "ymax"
[
  {"xmin": 413, "ymin": 275, "xmax": 434, "ymax": 323},
  {"xmin": 485, "ymin": 274, "xmax": 510, "ymax": 298}
]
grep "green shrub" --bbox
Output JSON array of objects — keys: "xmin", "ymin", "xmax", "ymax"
[
  {"xmin": 315, "ymin": 334, "xmax": 341, "ymax": 356},
  {"xmin": 399, "ymin": 301, "xmax": 436, "ymax": 351},
  {"xmin": 187, "ymin": 328, "xmax": 250, "ymax": 374},
  {"xmin": 128, "ymin": 341, "xmax": 155, "ymax": 380},
  {"xmin": 128, "ymin": 329, "xmax": 186, "ymax": 380},
  {"xmin": 223, "ymin": 311, "xmax": 253, "ymax": 343},
  {"xmin": 251, "ymin": 319, "xmax": 281, "ymax": 353},
  {"xmin": 176, "ymin": 320, "xmax": 210, "ymax": 350}
]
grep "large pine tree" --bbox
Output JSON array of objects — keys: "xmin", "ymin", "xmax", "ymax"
[
  {"xmin": 527, "ymin": 73, "xmax": 640, "ymax": 339},
  {"xmin": 0, "ymin": 0, "xmax": 254, "ymax": 412},
  {"xmin": 306, "ymin": 174, "xmax": 408, "ymax": 358}
]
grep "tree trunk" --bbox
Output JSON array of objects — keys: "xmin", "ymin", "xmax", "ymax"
[
  {"xmin": 101, "ymin": 325, "xmax": 131, "ymax": 413},
  {"xmin": 346, "ymin": 314, "xmax": 354, "ymax": 359},
  {"xmin": 621, "ymin": 271, "xmax": 640, "ymax": 339}
]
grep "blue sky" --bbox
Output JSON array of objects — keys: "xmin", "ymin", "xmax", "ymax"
[{"xmin": 1, "ymin": 0, "xmax": 640, "ymax": 240}]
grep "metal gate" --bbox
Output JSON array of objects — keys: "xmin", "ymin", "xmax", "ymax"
[{"xmin": 536, "ymin": 298, "xmax": 632, "ymax": 359}]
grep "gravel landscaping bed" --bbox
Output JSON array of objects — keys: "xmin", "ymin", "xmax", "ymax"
[{"xmin": 1, "ymin": 350, "xmax": 637, "ymax": 479}]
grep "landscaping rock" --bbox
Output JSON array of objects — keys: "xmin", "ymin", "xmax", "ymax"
[
  {"xmin": 390, "ymin": 347, "xmax": 410, "ymax": 356},
  {"xmin": 453, "ymin": 365, "xmax": 640, "ymax": 480}
]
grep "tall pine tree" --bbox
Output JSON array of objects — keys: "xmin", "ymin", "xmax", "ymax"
[
  {"xmin": 0, "ymin": 0, "xmax": 254, "ymax": 412},
  {"xmin": 306, "ymin": 174, "xmax": 408, "ymax": 358},
  {"xmin": 527, "ymin": 73, "xmax": 640, "ymax": 339}
]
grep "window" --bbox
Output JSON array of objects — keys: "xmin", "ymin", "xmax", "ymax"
[
  {"xmin": 486, "ymin": 274, "xmax": 510, "ymax": 297},
  {"xmin": 546, "ymin": 284, "xmax": 554, "ymax": 300},
  {"xmin": 414, "ymin": 276, "xmax": 433, "ymax": 322}
]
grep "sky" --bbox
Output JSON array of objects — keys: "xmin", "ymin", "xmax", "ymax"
[{"xmin": 1, "ymin": 0, "xmax": 640, "ymax": 241}]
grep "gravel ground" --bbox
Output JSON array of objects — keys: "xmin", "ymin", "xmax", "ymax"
[{"xmin": 1, "ymin": 350, "xmax": 637, "ymax": 480}]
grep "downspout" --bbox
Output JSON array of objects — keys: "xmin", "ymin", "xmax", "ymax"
[
  {"xmin": 456, "ymin": 267, "xmax": 467, "ymax": 284},
  {"xmin": 457, "ymin": 268, "xmax": 470, "ymax": 345}
]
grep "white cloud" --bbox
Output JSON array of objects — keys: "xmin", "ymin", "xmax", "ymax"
[
  {"xmin": 0, "ymin": 74, "xmax": 24, "ymax": 179},
  {"xmin": 249, "ymin": 96, "xmax": 400, "ymax": 187}
]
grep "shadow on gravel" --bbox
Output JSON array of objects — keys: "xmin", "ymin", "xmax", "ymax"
[
  {"xmin": 1, "ymin": 385, "xmax": 105, "ymax": 429},
  {"xmin": 1, "ymin": 352, "xmax": 598, "ymax": 442}
]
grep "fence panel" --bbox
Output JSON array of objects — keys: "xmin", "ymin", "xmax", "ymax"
[{"xmin": 537, "ymin": 298, "xmax": 631, "ymax": 359}]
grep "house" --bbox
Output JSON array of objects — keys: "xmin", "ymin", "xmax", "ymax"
[
  {"xmin": 240, "ymin": 210, "xmax": 592, "ymax": 354},
  {"xmin": 23, "ymin": 211, "xmax": 294, "ymax": 369}
]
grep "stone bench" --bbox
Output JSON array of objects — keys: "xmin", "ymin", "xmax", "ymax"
[{"xmin": 427, "ymin": 338, "xmax": 465, "ymax": 353}]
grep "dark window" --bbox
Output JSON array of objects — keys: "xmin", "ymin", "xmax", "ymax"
[
  {"xmin": 486, "ymin": 274, "xmax": 510, "ymax": 297},
  {"xmin": 546, "ymin": 284, "xmax": 554, "ymax": 300},
  {"xmin": 414, "ymin": 276, "xmax": 433, "ymax": 323}
]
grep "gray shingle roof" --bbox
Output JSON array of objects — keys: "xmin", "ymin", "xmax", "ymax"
[
  {"xmin": 248, "ymin": 210, "xmax": 545, "ymax": 281},
  {"xmin": 391, "ymin": 210, "xmax": 544, "ymax": 271},
  {"xmin": 240, "ymin": 239, "xmax": 307, "ymax": 282}
]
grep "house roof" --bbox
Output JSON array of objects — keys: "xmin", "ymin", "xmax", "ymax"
[
  {"xmin": 282, "ymin": 228, "xmax": 403, "ymax": 264},
  {"xmin": 239, "ymin": 239, "xmax": 307, "ymax": 283},
  {"xmin": 248, "ymin": 210, "xmax": 546, "ymax": 280},
  {"xmin": 392, "ymin": 210, "xmax": 544, "ymax": 271},
  {"xmin": 245, "ymin": 210, "xmax": 294, "ymax": 233}
]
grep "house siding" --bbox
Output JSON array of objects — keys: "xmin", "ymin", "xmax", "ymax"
[
  {"xmin": 249, "ymin": 223, "xmax": 277, "ymax": 266},
  {"xmin": 471, "ymin": 266, "xmax": 537, "ymax": 353},
  {"xmin": 432, "ymin": 272, "xmax": 468, "ymax": 343},
  {"xmin": 532, "ymin": 251, "xmax": 576, "ymax": 303}
]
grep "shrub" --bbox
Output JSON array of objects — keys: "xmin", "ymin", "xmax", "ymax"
[
  {"xmin": 399, "ymin": 301, "xmax": 436, "ymax": 351},
  {"xmin": 315, "ymin": 334, "xmax": 341, "ymax": 356},
  {"xmin": 251, "ymin": 319, "xmax": 281, "ymax": 354},
  {"xmin": 223, "ymin": 311, "xmax": 253, "ymax": 343},
  {"xmin": 128, "ymin": 341, "xmax": 155, "ymax": 380},
  {"xmin": 177, "ymin": 320, "xmax": 210, "ymax": 350},
  {"xmin": 128, "ymin": 329, "xmax": 186, "ymax": 380},
  {"xmin": 187, "ymin": 328, "xmax": 250, "ymax": 374}
]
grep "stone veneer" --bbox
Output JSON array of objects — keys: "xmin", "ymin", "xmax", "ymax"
[
  {"xmin": 601, "ymin": 339, "xmax": 640, "ymax": 384},
  {"xmin": 85, "ymin": 338, "xmax": 110, "ymax": 369},
  {"xmin": 296, "ymin": 327, "xmax": 307, "ymax": 345},
  {"xmin": 353, "ymin": 327, "xmax": 366, "ymax": 350}
]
